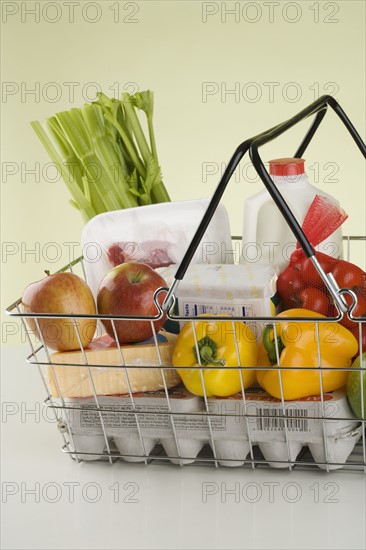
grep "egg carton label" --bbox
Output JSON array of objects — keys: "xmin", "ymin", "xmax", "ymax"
[
  {"xmin": 78, "ymin": 403, "xmax": 225, "ymax": 432},
  {"xmin": 64, "ymin": 387, "xmax": 222, "ymax": 437},
  {"xmin": 180, "ymin": 300, "xmax": 253, "ymax": 318}
]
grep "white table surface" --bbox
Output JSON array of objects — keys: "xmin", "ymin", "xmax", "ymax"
[{"xmin": 1, "ymin": 345, "xmax": 366, "ymax": 550}]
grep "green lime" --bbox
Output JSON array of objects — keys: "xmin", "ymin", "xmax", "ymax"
[{"xmin": 347, "ymin": 352, "xmax": 366, "ymax": 419}]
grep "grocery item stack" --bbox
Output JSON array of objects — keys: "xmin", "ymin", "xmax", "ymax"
[{"xmin": 20, "ymin": 190, "xmax": 365, "ymax": 469}]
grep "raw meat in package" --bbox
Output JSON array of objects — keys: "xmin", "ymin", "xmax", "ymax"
[{"xmin": 81, "ymin": 199, "xmax": 233, "ymax": 297}]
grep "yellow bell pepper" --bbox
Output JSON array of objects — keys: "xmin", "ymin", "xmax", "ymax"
[
  {"xmin": 256, "ymin": 308, "xmax": 358, "ymax": 400},
  {"xmin": 172, "ymin": 319, "xmax": 258, "ymax": 397}
]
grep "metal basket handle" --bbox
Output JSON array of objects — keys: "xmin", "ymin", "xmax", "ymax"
[{"xmin": 163, "ymin": 95, "xmax": 366, "ymax": 312}]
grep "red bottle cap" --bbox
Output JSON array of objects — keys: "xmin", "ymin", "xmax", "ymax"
[{"xmin": 269, "ymin": 158, "xmax": 305, "ymax": 177}]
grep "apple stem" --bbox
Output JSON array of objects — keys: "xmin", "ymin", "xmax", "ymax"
[
  {"xmin": 44, "ymin": 270, "xmax": 51, "ymax": 276},
  {"xmin": 132, "ymin": 270, "xmax": 143, "ymax": 284}
]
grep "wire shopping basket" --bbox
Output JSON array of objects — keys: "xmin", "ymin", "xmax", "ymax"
[{"xmin": 6, "ymin": 95, "xmax": 366, "ymax": 472}]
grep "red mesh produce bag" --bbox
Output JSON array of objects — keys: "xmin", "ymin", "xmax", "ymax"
[
  {"xmin": 289, "ymin": 194, "xmax": 348, "ymax": 265},
  {"xmin": 277, "ymin": 195, "xmax": 366, "ymax": 329}
]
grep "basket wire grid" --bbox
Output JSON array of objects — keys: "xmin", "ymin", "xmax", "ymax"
[
  {"xmin": 5, "ymin": 236, "xmax": 366, "ymax": 472},
  {"xmin": 5, "ymin": 95, "xmax": 366, "ymax": 472}
]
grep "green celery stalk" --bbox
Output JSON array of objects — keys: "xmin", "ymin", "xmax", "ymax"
[
  {"xmin": 103, "ymin": 110, "xmax": 146, "ymax": 179},
  {"xmin": 132, "ymin": 91, "xmax": 159, "ymax": 163},
  {"xmin": 82, "ymin": 176, "xmax": 92, "ymax": 205},
  {"xmin": 128, "ymin": 91, "xmax": 170, "ymax": 203},
  {"xmin": 150, "ymin": 178, "xmax": 171, "ymax": 203},
  {"xmin": 93, "ymin": 99, "xmax": 132, "ymax": 179},
  {"xmin": 30, "ymin": 121, "xmax": 96, "ymax": 222},
  {"xmin": 31, "ymin": 87, "xmax": 171, "ymax": 220},
  {"xmin": 122, "ymin": 93, "xmax": 152, "ymax": 166},
  {"xmin": 81, "ymin": 104, "xmax": 138, "ymax": 209},
  {"xmin": 46, "ymin": 116, "xmax": 84, "ymax": 191},
  {"xmin": 55, "ymin": 109, "xmax": 124, "ymax": 212},
  {"xmin": 96, "ymin": 93, "xmax": 143, "ymax": 175},
  {"xmin": 45, "ymin": 117, "xmax": 110, "ymax": 216}
]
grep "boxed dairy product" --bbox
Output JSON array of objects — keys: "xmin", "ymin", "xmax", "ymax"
[
  {"xmin": 157, "ymin": 263, "xmax": 279, "ymax": 339},
  {"xmin": 59, "ymin": 385, "xmax": 362, "ymax": 470}
]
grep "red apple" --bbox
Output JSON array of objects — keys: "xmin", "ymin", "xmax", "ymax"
[
  {"xmin": 97, "ymin": 262, "xmax": 167, "ymax": 344},
  {"xmin": 22, "ymin": 272, "xmax": 97, "ymax": 351}
]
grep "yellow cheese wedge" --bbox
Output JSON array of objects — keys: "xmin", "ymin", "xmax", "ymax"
[{"xmin": 48, "ymin": 332, "xmax": 180, "ymax": 398}]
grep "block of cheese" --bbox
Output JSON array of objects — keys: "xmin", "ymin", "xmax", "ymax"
[{"xmin": 48, "ymin": 332, "xmax": 180, "ymax": 398}]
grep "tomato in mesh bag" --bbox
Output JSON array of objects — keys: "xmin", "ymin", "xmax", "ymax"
[
  {"xmin": 278, "ymin": 252, "xmax": 366, "ymax": 322},
  {"xmin": 276, "ymin": 195, "xmax": 366, "ymax": 327}
]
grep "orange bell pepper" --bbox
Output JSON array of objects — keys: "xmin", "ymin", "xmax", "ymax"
[{"xmin": 256, "ymin": 308, "xmax": 358, "ymax": 400}]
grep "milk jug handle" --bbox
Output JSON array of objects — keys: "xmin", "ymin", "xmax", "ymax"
[
  {"xmin": 241, "ymin": 192, "xmax": 270, "ymax": 256},
  {"xmin": 162, "ymin": 95, "xmax": 366, "ymax": 311}
]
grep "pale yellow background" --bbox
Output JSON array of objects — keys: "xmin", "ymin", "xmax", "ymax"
[{"xmin": 1, "ymin": 0, "xmax": 365, "ymax": 346}]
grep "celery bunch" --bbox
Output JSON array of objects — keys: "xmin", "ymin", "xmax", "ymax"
[{"xmin": 31, "ymin": 90, "xmax": 170, "ymax": 222}]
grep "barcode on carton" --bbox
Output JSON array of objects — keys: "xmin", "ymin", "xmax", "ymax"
[{"xmin": 256, "ymin": 408, "xmax": 309, "ymax": 432}]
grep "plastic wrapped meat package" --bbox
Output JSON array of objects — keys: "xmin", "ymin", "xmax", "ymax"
[{"xmin": 81, "ymin": 199, "xmax": 233, "ymax": 298}]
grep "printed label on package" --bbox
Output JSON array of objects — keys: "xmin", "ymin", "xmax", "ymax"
[
  {"xmin": 182, "ymin": 301, "xmax": 254, "ymax": 317},
  {"xmin": 77, "ymin": 403, "xmax": 225, "ymax": 432}
]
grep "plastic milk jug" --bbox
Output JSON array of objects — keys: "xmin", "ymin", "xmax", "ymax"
[{"xmin": 241, "ymin": 158, "xmax": 343, "ymax": 271}]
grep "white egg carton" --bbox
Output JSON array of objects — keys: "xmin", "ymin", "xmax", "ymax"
[
  {"xmin": 208, "ymin": 388, "xmax": 362, "ymax": 469},
  {"xmin": 60, "ymin": 386, "xmax": 363, "ymax": 469}
]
